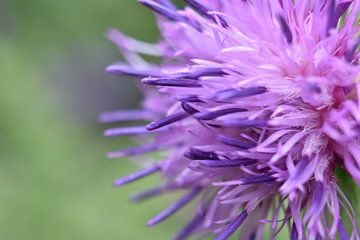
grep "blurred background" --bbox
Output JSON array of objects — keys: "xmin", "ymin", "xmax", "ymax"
[
  {"xmin": 0, "ymin": 0, "xmax": 186, "ymax": 239},
  {"xmin": 0, "ymin": 1, "xmax": 358, "ymax": 240}
]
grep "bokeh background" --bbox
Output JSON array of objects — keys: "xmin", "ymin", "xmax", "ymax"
[
  {"xmin": 0, "ymin": 0, "xmax": 183, "ymax": 239},
  {"xmin": 0, "ymin": 1, "xmax": 358, "ymax": 240}
]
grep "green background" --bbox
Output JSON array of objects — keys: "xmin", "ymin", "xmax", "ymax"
[
  {"xmin": 0, "ymin": 1, "xmax": 181, "ymax": 239},
  {"xmin": 0, "ymin": 1, "xmax": 358, "ymax": 239}
]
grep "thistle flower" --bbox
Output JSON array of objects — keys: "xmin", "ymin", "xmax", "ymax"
[{"xmin": 102, "ymin": 0, "xmax": 360, "ymax": 239}]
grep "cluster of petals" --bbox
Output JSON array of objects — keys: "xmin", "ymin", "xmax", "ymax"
[{"xmin": 102, "ymin": 0, "xmax": 360, "ymax": 239}]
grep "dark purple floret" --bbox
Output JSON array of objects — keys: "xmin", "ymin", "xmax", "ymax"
[
  {"xmin": 277, "ymin": 14, "xmax": 293, "ymax": 44},
  {"xmin": 99, "ymin": 109, "xmax": 156, "ymax": 123},
  {"xmin": 335, "ymin": 2, "xmax": 352, "ymax": 20},
  {"xmin": 215, "ymin": 210, "xmax": 248, "ymax": 240},
  {"xmin": 291, "ymin": 223, "xmax": 298, "ymax": 240},
  {"xmin": 154, "ymin": 0, "xmax": 177, "ymax": 11},
  {"xmin": 169, "ymin": 68, "xmax": 225, "ymax": 79},
  {"xmin": 345, "ymin": 37, "xmax": 360, "ymax": 63},
  {"xmin": 326, "ymin": 0, "xmax": 336, "ymax": 33},
  {"xmin": 184, "ymin": 0, "xmax": 228, "ymax": 27},
  {"xmin": 104, "ymin": 126, "xmax": 148, "ymax": 137},
  {"xmin": 177, "ymin": 95, "xmax": 202, "ymax": 102},
  {"xmin": 338, "ymin": 220, "xmax": 350, "ymax": 240},
  {"xmin": 184, "ymin": 147, "xmax": 220, "ymax": 160},
  {"xmin": 198, "ymin": 159, "xmax": 256, "ymax": 168},
  {"xmin": 113, "ymin": 165, "xmax": 160, "ymax": 187},
  {"xmin": 210, "ymin": 87, "xmax": 267, "ymax": 101},
  {"xmin": 181, "ymin": 102, "xmax": 198, "ymax": 114},
  {"xmin": 106, "ymin": 64, "xmax": 162, "ymax": 77},
  {"xmin": 193, "ymin": 108, "xmax": 247, "ymax": 120},
  {"xmin": 139, "ymin": 0, "xmax": 184, "ymax": 22},
  {"xmin": 240, "ymin": 174, "xmax": 276, "ymax": 185},
  {"xmin": 147, "ymin": 186, "xmax": 202, "ymax": 226},
  {"xmin": 107, "ymin": 144, "xmax": 159, "ymax": 158},
  {"xmin": 217, "ymin": 135, "xmax": 256, "ymax": 149},
  {"xmin": 131, "ymin": 185, "xmax": 166, "ymax": 202},
  {"xmin": 142, "ymin": 77, "xmax": 202, "ymax": 87},
  {"xmin": 220, "ymin": 119, "xmax": 268, "ymax": 128},
  {"xmin": 173, "ymin": 210, "xmax": 206, "ymax": 240},
  {"xmin": 147, "ymin": 112, "xmax": 188, "ymax": 130}
]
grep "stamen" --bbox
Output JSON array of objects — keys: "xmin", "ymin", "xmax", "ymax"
[
  {"xmin": 113, "ymin": 165, "xmax": 160, "ymax": 187},
  {"xmin": 147, "ymin": 186, "xmax": 202, "ymax": 226},
  {"xmin": 147, "ymin": 112, "xmax": 188, "ymax": 130},
  {"xmin": 215, "ymin": 210, "xmax": 248, "ymax": 240}
]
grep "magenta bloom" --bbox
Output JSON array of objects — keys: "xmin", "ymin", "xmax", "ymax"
[{"xmin": 102, "ymin": 0, "xmax": 360, "ymax": 239}]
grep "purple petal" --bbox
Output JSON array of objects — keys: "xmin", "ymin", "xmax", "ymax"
[
  {"xmin": 215, "ymin": 210, "xmax": 248, "ymax": 240},
  {"xmin": 113, "ymin": 165, "xmax": 160, "ymax": 187},
  {"xmin": 217, "ymin": 135, "xmax": 256, "ymax": 149},
  {"xmin": 147, "ymin": 112, "xmax": 188, "ymax": 130},
  {"xmin": 198, "ymin": 159, "xmax": 256, "ymax": 168},
  {"xmin": 147, "ymin": 187, "xmax": 202, "ymax": 226}
]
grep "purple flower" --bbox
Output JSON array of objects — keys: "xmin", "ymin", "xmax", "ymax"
[{"xmin": 102, "ymin": 1, "xmax": 360, "ymax": 239}]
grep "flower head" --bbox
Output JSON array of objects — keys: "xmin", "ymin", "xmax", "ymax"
[{"xmin": 102, "ymin": 0, "xmax": 360, "ymax": 239}]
